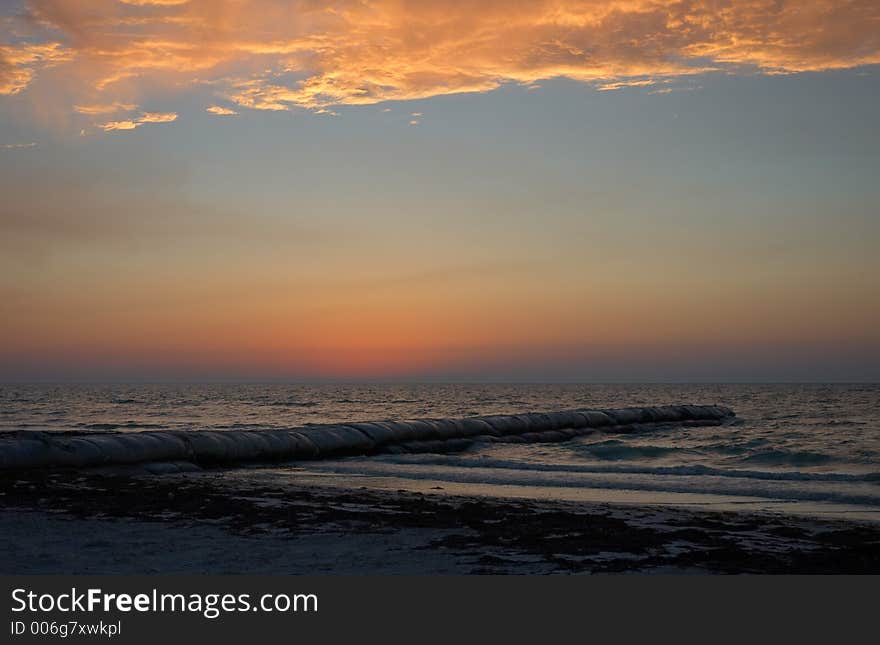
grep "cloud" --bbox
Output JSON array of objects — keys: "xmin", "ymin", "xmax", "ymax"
[
  {"xmin": 137, "ymin": 111, "xmax": 177, "ymax": 123},
  {"xmin": 596, "ymin": 79, "xmax": 656, "ymax": 91},
  {"xmin": 0, "ymin": 42, "xmax": 71, "ymax": 95},
  {"xmin": 74, "ymin": 102, "xmax": 138, "ymax": 115},
  {"xmin": 101, "ymin": 120, "xmax": 139, "ymax": 131},
  {"xmin": 649, "ymin": 85, "xmax": 701, "ymax": 95},
  {"xmin": 100, "ymin": 111, "xmax": 177, "ymax": 132},
  {"xmin": 206, "ymin": 105, "xmax": 238, "ymax": 115},
  {"xmin": 2, "ymin": 0, "xmax": 878, "ymax": 124},
  {"xmin": 1, "ymin": 142, "xmax": 37, "ymax": 149}
]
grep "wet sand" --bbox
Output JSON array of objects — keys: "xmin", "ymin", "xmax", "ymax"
[{"xmin": 2, "ymin": 468, "xmax": 880, "ymax": 574}]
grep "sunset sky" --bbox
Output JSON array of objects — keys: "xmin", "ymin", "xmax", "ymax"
[{"xmin": 1, "ymin": 0, "xmax": 878, "ymax": 382}]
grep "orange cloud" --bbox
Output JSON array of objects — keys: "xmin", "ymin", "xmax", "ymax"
[
  {"xmin": 1, "ymin": 0, "xmax": 878, "ymax": 124},
  {"xmin": 136, "ymin": 111, "xmax": 177, "ymax": 123},
  {"xmin": 100, "ymin": 120, "xmax": 139, "ymax": 131},
  {"xmin": 206, "ymin": 105, "xmax": 237, "ymax": 115},
  {"xmin": 0, "ymin": 41, "xmax": 71, "ymax": 95},
  {"xmin": 100, "ymin": 110, "xmax": 177, "ymax": 131},
  {"xmin": 595, "ymin": 79, "xmax": 657, "ymax": 91}
]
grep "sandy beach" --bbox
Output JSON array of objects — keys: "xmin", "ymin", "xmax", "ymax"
[{"xmin": 3, "ymin": 467, "xmax": 879, "ymax": 574}]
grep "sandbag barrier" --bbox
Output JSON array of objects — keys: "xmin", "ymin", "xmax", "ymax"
[{"xmin": 0, "ymin": 405, "xmax": 734, "ymax": 471}]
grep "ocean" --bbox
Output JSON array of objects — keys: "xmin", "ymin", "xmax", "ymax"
[{"xmin": 2, "ymin": 383, "xmax": 879, "ymax": 520}]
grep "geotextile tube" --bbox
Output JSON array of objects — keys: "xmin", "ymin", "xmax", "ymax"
[{"xmin": 0, "ymin": 405, "xmax": 734, "ymax": 471}]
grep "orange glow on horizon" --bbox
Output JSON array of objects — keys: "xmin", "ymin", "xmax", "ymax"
[{"xmin": 2, "ymin": 1, "xmax": 879, "ymax": 380}]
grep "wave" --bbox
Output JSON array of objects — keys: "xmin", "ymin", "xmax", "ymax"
[
  {"xmin": 372, "ymin": 453, "xmax": 880, "ymax": 483},
  {"xmin": 75, "ymin": 422, "xmax": 171, "ymax": 431},
  {"xmin": 265, "ymin": 401, "xmax": 319, "ymax": 408},
  {"xmin": 567, "ymin": 440, "xmax": 848, "ymax": 471},
  {"xmin": 311, "ymin": 459, "xmax": 880, "ymax": 508},
  {"xmin": 569, "ymin": 439, "xmax": 684, "ymax": 461},
  {"xmin": 738, "ymin": 449, "xmax": 834, "ymax": 467},
  {"xmin": 698, "ymin": 438, "xmax": 772, "ymax": 455}
]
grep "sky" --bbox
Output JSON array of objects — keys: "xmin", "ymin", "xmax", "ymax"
[{"xmin": 1, "ymin": 0, "xmax": 879, "ymax": 382}]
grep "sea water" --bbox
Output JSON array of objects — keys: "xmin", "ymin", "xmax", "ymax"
[{"xmin": 2, "ymin": 383, "xmax": 878, "ymax": 520}]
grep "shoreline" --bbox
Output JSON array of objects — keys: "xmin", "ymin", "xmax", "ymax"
[{"xmin": 3, "ymin": 468, "xmax": 880, "ymax": 574}]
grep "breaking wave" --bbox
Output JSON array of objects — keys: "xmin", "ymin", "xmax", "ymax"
[{"xmin": 372, "ymin": 453, "xmax": 880, "ymax": 483}]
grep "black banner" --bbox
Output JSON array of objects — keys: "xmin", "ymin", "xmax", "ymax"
[{"xmin": 3, "ymin": 576, "xmax": 877, "ymax": 643}]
